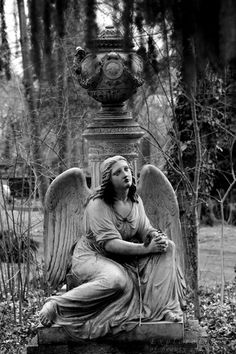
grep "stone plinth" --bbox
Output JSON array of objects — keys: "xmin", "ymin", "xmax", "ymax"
[
  {"xmin": 26, "ymin": 320, "xmax": 209, "ymax": 354},
  {"xmin": 37, "ymin": 321, "xmax": 184, "ymax": 345},
  {"xmin": 83, "ymin": 108, "xmax": 144, "ymax": 187}
]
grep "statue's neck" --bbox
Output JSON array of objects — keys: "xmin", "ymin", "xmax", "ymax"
[{"xmin": 114, "ymin": 190, "xmax": 129, "ymax": 202}]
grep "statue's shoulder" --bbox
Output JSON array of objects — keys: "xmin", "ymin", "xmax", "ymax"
[
  {"xmin": 87, "ymin": 197, "xmax": 108, "ymax": 213},
  {"xmin": 136, "ymin": 194, "xmax": 143, "ymax": 203},
  {"xmin": 135, "ymin": 195, "xmax": 145, "ymax": 209}
]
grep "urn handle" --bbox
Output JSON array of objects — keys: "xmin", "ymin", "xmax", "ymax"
[{"xmin": 73, "ymin": 46, "xmax": 86, "ymax": 75}]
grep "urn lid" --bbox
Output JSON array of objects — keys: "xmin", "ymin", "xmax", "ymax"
[{"xmin": 91, "ymin": 26, "xmax": 134, "ymax": 52}]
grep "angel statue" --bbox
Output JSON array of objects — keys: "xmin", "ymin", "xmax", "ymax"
[{"xmin": 39, "ymin": 155, "xmax": 186, "ymax": 340}]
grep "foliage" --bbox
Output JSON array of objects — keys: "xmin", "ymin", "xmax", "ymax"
[
  {"xmin": 0, "ymin": 202, "xmax": 44, "ymax": 352},
  {"xmin": 0, "ymin": 289, "xmax": 45, "ymax": 354},
  {"xmin": 184, "ymin": 281, "xmax": 236, "ymax": 354},
  {"xmin": 169, "ymin": 72, "xmax": 231, "ymax": 195},
  {"xmin": 200, "ymin": 282, "xmax": 236, "ymax": 353},
  {"xmin": 0, "ymin": 192, "xmax": 44, "ymax": 306},
  {"xmin": 166, "ymin": 69, "xmax": 236, "ymax": 229},
  {"xmin": 0, "ymin": 229, "xmax": 39, "ymax": 263}
]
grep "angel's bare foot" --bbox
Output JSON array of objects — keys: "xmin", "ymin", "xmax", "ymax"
[
  {"xmin": 39, "ymin": 301, "xmax": 57, "ymax": 327},
  {"xmin": 164, "ymin": 311, "xmax": 182, "ymax": 322}
]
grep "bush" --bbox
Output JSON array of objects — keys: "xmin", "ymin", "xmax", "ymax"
[{"xmin": 0, "ymin": 230, "xmax": 39, "ymax": 263}]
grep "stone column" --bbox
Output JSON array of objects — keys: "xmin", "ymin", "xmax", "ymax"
[{"xmin": 73, "ymin": 26, "xmax": 144, "ymax": 187}]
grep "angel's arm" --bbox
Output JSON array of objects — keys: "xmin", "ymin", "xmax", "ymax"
[{"xmin": 104, "ymin": 237, "xmax": 165, "ymax": 255}]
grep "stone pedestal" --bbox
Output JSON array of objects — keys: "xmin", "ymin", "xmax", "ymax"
[
  {"xmin": 26, "ymin": 321, "xmax": 209, "ymax": 354},
  {"xmin": 83, "ymin": 106, "xmax": 144, "ymax": 187}
]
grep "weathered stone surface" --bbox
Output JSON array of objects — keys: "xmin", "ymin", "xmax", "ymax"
[
  {"xmin": 27, "ymin": 338, "xmax": 206, "ymax": 354},
  {"xmin": 113, "ymin": 321, "xmax": 184, "ymax": 342},
  {"xmin": 38, "ymin": 321, "xmax": 184, "ymax": 345},
  {"xmin": 27, "ymin": 320, "xmax": 209, "ymax": 354}
]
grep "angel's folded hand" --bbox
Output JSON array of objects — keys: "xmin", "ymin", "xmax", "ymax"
[
  {"xmin": 153, "ymin": 234, "xmax": 162, "ymax": 242},
  {"xmin": 154, "ymin": 237, "xmax": 168, "ymax": 245},
  {"xmin": 152, "ymin": 231, "xmax": 166, "ymax": 242},
  {"xmin": 155, "ymin": 229, "xmax": 167, "ymax": 237}
]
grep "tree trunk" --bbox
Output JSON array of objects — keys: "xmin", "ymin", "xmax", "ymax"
[
  {"xmin": 227, "ymin": 59, "xmax": 236, "ymax": 136},
  {"xmin": 56, "ymin": 40, "xmax": 68, "ymax": 174},
  {"xmin": 220, "ymin": 0, "xmax": 236, "ymax": 135},
  {"xmin": 177, "ymin": 0, "xmax": 200, "ymax": 319},
  {"xmin": 178, "ymin": 188, "xmax": 199, "ymax": 286},
  {"xmin": 17, "ymin": 0, "xmax": 48, "ymax": 204},
  {"xmin": 55, "ymin": 0, "xmax": 68, "ymax": 174}
]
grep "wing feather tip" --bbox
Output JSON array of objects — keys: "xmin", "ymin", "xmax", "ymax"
[{"xmin": 45, "ymin": 168, "xmax": 90, "ymax": 211}]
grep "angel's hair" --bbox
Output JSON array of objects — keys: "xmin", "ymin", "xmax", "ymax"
[{"xmin": 91, "ymin": 158, "xmax": 139, "ymax": 205}]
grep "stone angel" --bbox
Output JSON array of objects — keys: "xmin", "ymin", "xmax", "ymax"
[{"xmin": 40, "ymin": 155, "xmax": 186, "ymax": 340}]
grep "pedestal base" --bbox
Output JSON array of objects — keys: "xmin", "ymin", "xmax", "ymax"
[{"xmin": 26, "ymin": 320, "xmax": 209, "ymax": 354}]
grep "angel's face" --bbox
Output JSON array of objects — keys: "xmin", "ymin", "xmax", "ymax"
[{"xmin": 111, "ymin": 160, "xmax": 132, "ymax": 191}]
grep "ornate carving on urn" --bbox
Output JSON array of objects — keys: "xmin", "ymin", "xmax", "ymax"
[{"xmin": 73, "ymin": 26, "xmax": 144, "ymax": 107}]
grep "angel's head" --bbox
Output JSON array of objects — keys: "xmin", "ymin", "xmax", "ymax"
[{"xmin": 93, "ymin": 155, "xmax": 138, "ymax": 205}]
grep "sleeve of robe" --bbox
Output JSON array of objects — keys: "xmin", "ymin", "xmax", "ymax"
[{"xmin": 84, "ymin": 198, "xmax": 122, "ymax": 248}]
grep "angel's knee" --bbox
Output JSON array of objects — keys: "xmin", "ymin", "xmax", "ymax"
[{"xmin": 104, "ymin": 268, "xmax": 128, "ymax": 293}]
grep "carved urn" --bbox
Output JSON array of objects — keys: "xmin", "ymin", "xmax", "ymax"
[
  {"xmin": 74, "ymin": 26, "xmax": 145, "ymax": 187},
  {"xmin": 73, "ymin": 26, "xmax": 144, "ymax": 109}
]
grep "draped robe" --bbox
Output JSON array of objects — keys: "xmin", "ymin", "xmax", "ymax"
[{"xmin": 45, "ymin": 196, "xmax": 185, "ymax": 340}]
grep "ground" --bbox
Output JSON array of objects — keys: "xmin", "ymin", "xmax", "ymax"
[{"xmin": 199, "ymin": 224, "xmax": 236, "ymax": 286}]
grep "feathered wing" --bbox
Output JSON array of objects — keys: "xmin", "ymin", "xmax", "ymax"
[
  {"xmin": 137, "ymin": 164, "xmax": 185, "ymax": 271},
  {"xmin": 44, "ymin": 168, "xmax": 91, "ymax": 289}
]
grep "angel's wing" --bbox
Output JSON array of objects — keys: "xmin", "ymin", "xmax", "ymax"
[
  {"xmin": 44, "ymin": 168, "xmax": 91, "ymax": 289},
  {"xmin": 137, "ymin": 164, "xmax": 185, "ymax": 270}
]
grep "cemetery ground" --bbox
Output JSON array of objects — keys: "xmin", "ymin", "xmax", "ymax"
[{"xmin": 0, "ymin": 205, "xmax": 236, "ymax": 353}]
